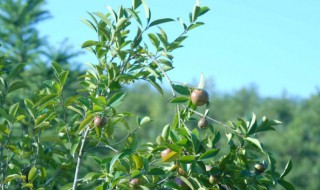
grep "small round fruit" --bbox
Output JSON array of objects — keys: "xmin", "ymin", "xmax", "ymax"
[
  {"xmin": 129, "ymin": 178, "xmax": 142, "ymax": 189},
  {"xmin": 254, "ymin": 163, "xmax": 266, "ymax": 174},
  {"xmin": 178, "ymin": 167, "xmax": 186, "ymax": 176},
  {"xmin": 209, "ymin": 175, "xmax": 219, "ymax": 185},
  {"xmin": 190, "ymin": 89, "xmax": 209, "ymax": 106},
  {"xmin": 161, "ymin": 148, "xmax": 171, "ymax": 159},
  {"xmin": 94, "ymin": 116, "xmax": 107, "ymax": 127},
  {"xmin": 198, "ymin": 118, "xmax": 209, "ymax": 129}
]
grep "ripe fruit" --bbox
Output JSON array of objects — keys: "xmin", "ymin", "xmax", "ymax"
[
  {"xmin": 190, "ymin": 89, "xmax": 209, "ymax": 106},
  {"xmin": 93, "ymin": 116, "xmax": 107, "ymax": 127},
  {"xmin": 198, "ymin": 117, "xmax": 209, "ymax": 129},
  {"xmin": 161, "ymin": 148, "xmax": 171, "ymax": 159},
  {"xmin": 254, "ymin": 163, "xmax": 266, "ymax": 174},
  {"xmin": 178, "ymin": 167, "xmax": 186, "ymax": 176},
  {"xmin": 129, "ymin": 178, "xmax": 142, "ymax": 189}
]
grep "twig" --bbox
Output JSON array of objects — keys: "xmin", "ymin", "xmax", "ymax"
[
  {"xmin": 72, "ymin": 127, "xmax": 90, "ymax": 190},
  {"xmin": 183, "ymin": 105, "xmax": 224, "ymax": 125}
]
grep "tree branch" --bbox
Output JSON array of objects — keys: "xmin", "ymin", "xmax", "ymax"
[{"xmin": 72, "ymin": 127, "xmax": 90, "ymax": 190}]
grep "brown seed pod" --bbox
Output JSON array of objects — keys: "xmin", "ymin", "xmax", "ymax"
[
  {"xmin": 190, "ymin": 89, "xmax": 209, "ymax": 106},
  {"xmin": 254, "ymin": 163, "xmax": 266, "ymax": 174},
  {"xmin": 198, "ymin": 117, "xmax": 209, "ymax": 129},
  {"xmin": 93, "ymin": 116, "xmax": 107, "ymax": 127}
]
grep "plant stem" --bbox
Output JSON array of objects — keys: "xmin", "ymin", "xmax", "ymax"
[{"xmin": 72, "ymin": 127, "xmax": 90, "ymax": 190}]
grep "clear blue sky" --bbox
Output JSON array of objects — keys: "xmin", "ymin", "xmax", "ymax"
[{"xmin": 37, "ymin": 0, "xmax": 320, "ymax": 98}]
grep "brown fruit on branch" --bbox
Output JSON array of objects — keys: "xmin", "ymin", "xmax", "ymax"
[
  {"xmin": 198, "ymin": 117, "xmax": 209, "ymax": 129},
  {"xmin": 254, "ymin": 163, "xmax": 266, "ymax": 174},
  {"xmin": 190, "ymin": 89, "xmax": 209, "ymax": 106},
  {"xmin": 129, "ymin": 178, "xmax": 142, "ymax": 189},
  {"xmin": 161, "ymin": 148, "xmax": 172, "ymax": 159},
  {"xmin": 94, "ymin": 116, "xmax": 107, "ymax": 127}
]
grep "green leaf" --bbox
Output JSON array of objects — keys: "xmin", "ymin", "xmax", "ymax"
[
  {"xmin": 78, "ymin": 114, "xmax": 94, "ymax": 133},
  {"xmin": 167, "ymin": 144, "xmax": 182, "ymax": 153},
  {"xmin": 178, "ymin": 155, "xmax": 195, "ymax": 163},
  {"xmin": 139, "ymin": 116, "xmax": 151, "ymax": 126},
  {"xmin": 59, "ymin": 71, "xmax": 69, "ymax": 86},
  {"xmin": 109, "ymin": 149, "xmax": 133, "ymax": 172},
  {"xmin": 278, "ymin": 179, "xmax": 295, "ymax": 190},
  {"xmin": 83, "ymin": 172, "xmax": 101, "ymax": 182},
  {"xmin": 187, "ymin": 22, "xmax": 204, "ymax": 31},
  {"xmin": 52, "ymin": 62, "xmax": 63, "ymax": 74},
  {"xmin": 116, "ymin": 17, "xmax": 127, "ymax": 30},
  {"xmin": 94, "ymin": 11, "xmax": 111, "ymax": 25},
  {"xmin": 35, "ymin": 113, "xmax": 55, "ymax": 127},
  {"xmin": 131, "ymin": 170, "xmax": 141, "ymax": 178},
  {"xmin": 24, "ymin": 98, "xmax": 35, "ymax": 119},
  {"xmin": 106, "ymin": 6, "xmax": 118, "ymax": 22},
  {"xmin": 81, "ymin": 19, "xmax": 97, "ymax": 32},
  {"xmin": 199, "ymin": 6, "xmax": 210, "ymax": 16},
  {"xmin": 161, "ymin": 124, "xmax": 170, "ymax": 141},
  {"xmin": 147, "ymin": 77, "xmax": 163, "ymax": 95},
  {"xmin": 107, "ymin": 92, "xmax": 126, "ymax": 107},
  {"xmin": 191, "ymin": 6, "xmax": 201, "ymax": 22},
  {"xmin": 148, "ymin": 33, "xmax": 160, "ymax": 48},
  {"xmin": 178, "ymin": 176, "xmax": 194, "ymax": 189},
  {"xmin": 280, "ymin": 158, "xmax": 292, "ymax": 179},
  {"xmin": 169, "ymin": 96, "xmax": 189, "ymax": 104},
  {"xmin": 4, "ymin": 174, "xmax": 21, "ymax": 183},
  {"xmin": 0, "ymin": 108, "xmax": 14, "ymax": 124},
  {"xmin": 149, "ymin": 18, "xmax": 175, "ymax": 27},
  {"xmin": 199, "ymin": 149, "xmax": 220, "ymax": 160},
  {"xmin": 172, "ymin": 84, "xmax": 190, "ymax": 96},
  {"xmin": 141, "ymin": 0, "xmax": 151, "ymax": 23},
  {"xmin": 191, "ymin": 133, "xmax": 201, "ymax": 153},
  {"xmin": 132, "ymin": 0, "xmax": 142, "ymax": 9},
  {"xmin": 8, "ymin": 81, "xmax": 28, "ymax": 94},
  {"xmin": 148, "ymin": 168, "xmax": 165, "ymax": 175},
  {"xmin": 127, "ymin": 8, "xmax": 142, "ymax": 26},
  {"xmin": 67, "ymin": 106, "xmax": 84, "ymax": 118},
  {"xmin": 36, "ymin": 95, "xmax": 57, "ymax": 107},
  {"xmin": 71, "ymin": 139, "xmax": 80, "ymax": 157},
  {"xmin": 81, "ymin": 40, "xmax": 99, "ymax": 48},
  {"xmin": 9, "ymin": 102, "xmax": 19, "ymax": 116},
  {"xmin": 28, "ymin": 167, "xmax": 37, "ymax": 182},
  {"xmin": 245, "ymin": 137, "xmax": 264, "ymax": 153},
  {"xmin": 9, "ymin": 64, "xmax": 25, "ymax": 79}
]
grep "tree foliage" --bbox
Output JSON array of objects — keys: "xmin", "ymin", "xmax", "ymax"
[{"xmin": 0, "ymin": 0, "xmax": 300, "ymax": 189}]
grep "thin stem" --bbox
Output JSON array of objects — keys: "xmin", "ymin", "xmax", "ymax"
[
  {"xmin": 72, "ymin": 127, "xmax": 90, "ymax": 190},
  {"xmin": 183, "ymin": 105, "xmax": 223, "ymax": 125}
]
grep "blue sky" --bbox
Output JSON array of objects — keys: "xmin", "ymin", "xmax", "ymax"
[{"xmin": 37, "ymin": 0, "xmax": 320, "ymax": 98}]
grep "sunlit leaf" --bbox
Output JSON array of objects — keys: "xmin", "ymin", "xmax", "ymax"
[
  {"xmin": 280, "ymin": 158, "xmax": 292, "ymax": 179},
  {"xmin": 149, "ymin": 18, "xmax": 174, "ymax": 27},
  {"xmin": 199, "ymin": 149, "xmax": 220, "ymax": 160},
  {"xmin": 78, "ymin": 114, "xmax": 94, "ymax": 133}
]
